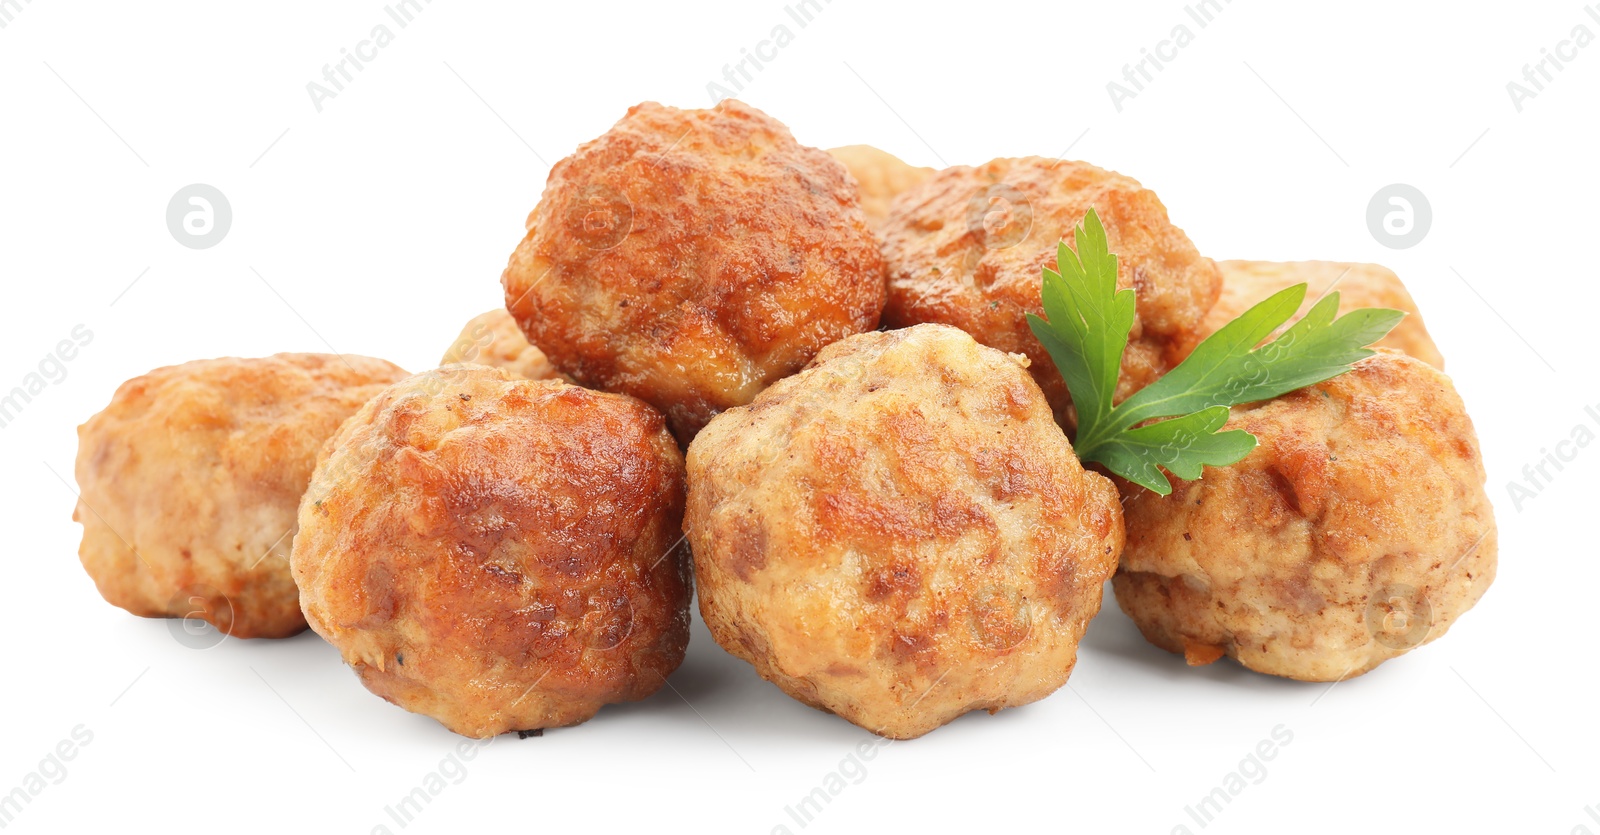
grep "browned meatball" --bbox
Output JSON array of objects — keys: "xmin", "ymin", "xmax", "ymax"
[
  {"xmin": 73, "ymin": 353, "xmax": 408, "ymax": 638},
  {"xmin": 1202, "ymin": 260, "xmax": 1444, "ymax": 369},
  {"xmin": 687, "ymin": 324, "xmax": 1124, "ymax": 739},
  {"xmin": 881, "ymin": 157, "xmax": 1220, "ymax": 427},
  {"xmin": 291, "ymin": 365, "xmax": 691, "ymax": 738},
  {"xmin": 439, "ymin": 308, "xmax": 564, "ymax": 381},
  {"xmin": 503, "ymin": 100, "xmax": 887, "ymax": 443},
  {"xmin": 1114, "ymin": 350, "xmax": 1496, "ymax": 681}
]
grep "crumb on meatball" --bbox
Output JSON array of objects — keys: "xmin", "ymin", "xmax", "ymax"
[
  {"xmin": 291, "ymin": 365, "xmax": 691, "ymax": 738},
  {"xmin": 827, "ymin": 144, "xmax": 934, "ymax": 228},
  {"xmin": 503, "ymin": 99, "xmax": 888, "ymax": 443},
  {"xmin": 880, "ymin": 157, "xmax": 1220, "ymax": 427},
  {"xmin": 686, "ymin": 323, "xmax": 1124, "ymax": 739},
  {"xmin": 73, "ymin": 353, "xmax": 409, "ymax": 638},
  {"xmin": 1113, "ymin": 349, "xmax": 1496, "ymax": 681},
  {"xmin": 439, "ymin": 308, "xmax": 564, "ymax": 381},
  {"xmin": 1200, "ymin": 260, "xmax": 1444, "ymax": 369}
]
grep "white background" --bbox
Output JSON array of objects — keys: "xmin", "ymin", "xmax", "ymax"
[{"xmin": 1, "ymin": 1, "xmax": 1595, "ymax": 832}]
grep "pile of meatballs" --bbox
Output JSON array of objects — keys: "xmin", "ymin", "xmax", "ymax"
[{"xmin": 72, "ymin": 100, "xmax": 1496, "ymax": 740}]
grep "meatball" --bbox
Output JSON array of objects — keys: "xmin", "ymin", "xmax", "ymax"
[
  {"xmin": 503, "ymin": 100, "xmax": 887, "ymax": 443},
  {"xmin": 1200, "ymin": 260, "xmax": 1444, "ymax": 368},
  {"xmin": 73, "ymin": 353, "xmax": 408, "ymax": 638},
  {"xmin": 827, "ymin": 144, "xmax": 933, "ymax": 228},
  {"xmin": 1113, "ymin": 350, "xmax": 1496, "ymax": 681},
  {"xmin": 291, "ymin": 365, "xmax": 691, "ymax": 738},
  {"xmin": 439, "ymin": 308, "xmax": 564, "ymax": 381},
  {"xmin": 686, "ymin": 324, "xmax": 1124, "ymax": 739},
  {"xmin": 881, "ymin": 157, "xmax": 1220, "ymax": 426}
]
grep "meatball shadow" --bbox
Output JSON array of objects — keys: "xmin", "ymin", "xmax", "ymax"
[
  {"xmin": 148, "ymin": 612, "xmax": 334, "ymax": 660},
  {"xmin": 1077, "ymin": 583, "xmax": 1302, "ymax": 693},
  {"xmin": 607, "ymin": 612, "xmax": 871, "ymax": 748}
]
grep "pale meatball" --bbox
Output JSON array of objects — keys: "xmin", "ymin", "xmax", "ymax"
[
  {"xmin": 439, "ymin": 308, "xmax": 563, "ymax": 381},
  {"xmin": 291, "ymin": 366, "xmax": 691, "ymax": 738},
  {"xmin": 686, "ymin": 324, "xmax": 1124, "ymax": 739},
  {"xmin": 882, "ymin": 157, "xmax": 1221, "ymax": 427},
  {"xmin": 73, "ymin": 353, "xmax": 408, "ymax": 638},
  {"xmin": 1114, "ymin": 350, "xmax": 1496, "ymax": 681},
  {"xmin": 827, "ymin": 144, "xmax": 934, "ymax": 227},
  {"xmin": 1200, "ymin": 261, "xmax": 1444, "ymax": 368},
  {"xmin": 503, "ymin": 100, "xmax": 887, "ymax": 443}
]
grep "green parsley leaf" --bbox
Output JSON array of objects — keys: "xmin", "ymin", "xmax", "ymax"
[
  {"xmin": 1027, "ymin": 208, "xmax": 1405, "ymax": 496},
  {"xmin": 1091, "ymin": 406, "xmax": 1258, "ymax": 493}
]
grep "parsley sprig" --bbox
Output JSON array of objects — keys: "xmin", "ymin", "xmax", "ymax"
[{"xmin": 1027, "ymin": 209, "xmax": 1404, "ymax": 495}]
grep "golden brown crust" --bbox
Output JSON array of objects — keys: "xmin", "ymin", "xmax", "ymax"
[
  {"xmin": 503, "ymin": 100, "xmax": 888, "ymax": 443},
  {"xmin": 827, "ymin": 145, "xmax": 934, "ymax": 228},
  {"xmin": 1203, "ymin": 261, "xmax": 1444, "ymax": 369},
  {"xmin": 291, "ymin": 365, "xmax": 691, "ymax": 738},
  {"xmin": 686, "ymin": 324, "xmax": 1124, "ymax": 739},
  {"xmin": 1113, "ymin": 350, "xmax": 1496, "ymax": 681},
  {"xmin": 73, "ymin": 353, "xmax": 409, "ymax": 638},
  {"xmin": 439, "ymin": 308, "xmax": 564, "ymax": 381},
  {"xmin": 880, "ymin": 157, "xmax": 1220, "ymax": 426}
]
